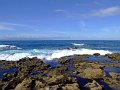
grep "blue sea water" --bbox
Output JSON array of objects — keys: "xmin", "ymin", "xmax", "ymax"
[{"xmin": 0, "ymin": 40, "xmax": 120, "ymax": 60}]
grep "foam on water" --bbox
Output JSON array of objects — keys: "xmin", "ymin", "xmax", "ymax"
[
  {"xmin": 72, "ymin": 43, "xmax": 84, "ymax": 46},
  {"xmin": 0, "ymin": 45, "xmax": 21, "ymax": 50},
  {"xmin": 0, "ymin": 48, "xmax": 112, "ymax": 61}
]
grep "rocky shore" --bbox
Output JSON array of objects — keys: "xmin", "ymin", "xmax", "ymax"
[{"xmin": 0, "ymin": 53, "xmax": 120, "ymax": 90}]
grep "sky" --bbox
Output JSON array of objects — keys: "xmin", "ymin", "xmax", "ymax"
[{"xmin": 0, "ymin": 0, "xmax": 120, "ymax": 40}]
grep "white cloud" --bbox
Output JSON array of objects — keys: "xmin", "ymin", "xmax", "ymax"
[
  {"xmin": 0, "ymin": 24, "xmax": 15, "ymax": 30},
  {"xmin": 90, "ymin": 6, "xmax": 120, "ymax": 17}
]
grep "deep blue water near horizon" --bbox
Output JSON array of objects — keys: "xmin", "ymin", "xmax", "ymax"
[{"xmin": 0, "ymin": 40, "xmax": 120, "ymax": 52}]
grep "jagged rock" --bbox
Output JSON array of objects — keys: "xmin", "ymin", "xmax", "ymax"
[
  {"xmin": 62, "ymin": 83, "xmax": 80, "ymax": 90},
  {"xmin": 47, "ymin": 75, "xmax": 69, "ymax": 85},
  {"xmin": 47, "ymin": 75, "xmax": 77, "ymax": 86},
  {"xmin": 84, "ymin": 80, "xmax": 103, "ymax": 90},
  {"xmin": 83, "ymin": 68, "xmax": 105, "ymax": 79},
  {"xmin": 2, "ymin": 78, "xmax": 22, "ymax": 90},
  {"xmin": 104, "ymin": 77, "xmax": 120, "ymax": 88},
  {"xmin": 34, "ymin": 80, "xmax": 45, "ymax": 89},
  {"xmin": 15, "ymin": 78, "xmax": 33, "ymax": 90},
  {"xmin": 106, "ymin": 53, "xmax": 120, "ymax": 61},
  {"xmin": 109, "ymin": 72, "xmax": 120, "ymax": 78},
  {"xmin": 39, "ymin": 85, "xmax": 61, "ymax": 90}
]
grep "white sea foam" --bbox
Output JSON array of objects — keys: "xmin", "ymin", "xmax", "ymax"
[
  {"xmin": 51, "ymin": 48, "xmax": 112, "ymax": 58},
  {"xmin": 0, "ymin": 53, "xmax": 32, "ymax": 61},
  {"xmin": 72, "ymin": 43, "xmax": 84, "ymax": 46},
  {"xmin": 0, "ymin": 45, "xmax": 21, "ymax": 50},
  {"xmin": 0, "ymin": 48, "xmax": 112, "ymax": 61}
]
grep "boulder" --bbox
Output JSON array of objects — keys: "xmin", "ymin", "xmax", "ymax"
[
  {"xmin": 84, "ymin": 80, "xmax": 103, "ymax": 90},
  {"xmin": 93, "ymin": 53, "xmax": 100, "ymax": 56}
]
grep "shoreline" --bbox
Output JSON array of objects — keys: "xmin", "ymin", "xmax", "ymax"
[{"xmin": 0, "ymin": 53, "xmax": 120, "ymax": 90}]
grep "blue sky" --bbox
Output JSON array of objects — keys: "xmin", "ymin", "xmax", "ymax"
[{"xmin": 0, "ymin": 0, "xmax": 120, "ymax": 40}]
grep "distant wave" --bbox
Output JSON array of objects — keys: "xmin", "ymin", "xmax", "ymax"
[
  {"xmin": 72, "ymin": 43, "xmax": 84, "ymax": 46},
  {"xmin": 0, "ymin": 48, "xmax": 112, "ymax": 61},
  {"xmin": 0, "ymin": 45, "xmax": 21, "ymax": 50}
]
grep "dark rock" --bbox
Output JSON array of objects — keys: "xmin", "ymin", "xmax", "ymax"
[
  {"xmin": 2, "ymin": 78, "xmax": 22, "ymax": 90},
  {"xmin": 106, "ymin": 53, "xmax": 120, "ymax": 61},
  {"xmin": 93, "ymin": 53, "xmax": 100, "ymax": 56},
  {"xmin": 84, "ymin": 80, "xmax": 103, "ymax": 90},
  {"xmin": 15, "ymin": 78, "xmax": 33, "ymax": 90}
]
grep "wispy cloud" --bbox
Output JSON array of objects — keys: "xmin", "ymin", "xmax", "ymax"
[
  {"xmin": 89, "ymin": 6, "xmax": 120, "ymax": 17},
  {"xmin": 0, "ymin": 22, "xmax": 40, "ymax": 31},
  {"xmin": 54, "ymin": 9, "xmax": 82, "ymax": 19},
  {"xmin": 54, "ymin": 6, "xmax": 120, "ymax": 19},
  {"xmin": 0, "ymin": 24, "xmax": 15, "ymax": 31}
]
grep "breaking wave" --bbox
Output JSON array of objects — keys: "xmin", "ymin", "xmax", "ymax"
[
  {"xmin": 0, "ymin": 48, "xmax": 112, "ymax": 61},
  {"xmin": 72, "ymin": 43, "xmax": 84, "ymax": 46},
  {"xmin": 0, "ymin": 45, "xmax": 21, "ymax": 50}
]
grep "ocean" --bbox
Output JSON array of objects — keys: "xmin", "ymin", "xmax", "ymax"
[{"xmin": 0, "ymin": 40, "xmax": 120, "ymax": 61}]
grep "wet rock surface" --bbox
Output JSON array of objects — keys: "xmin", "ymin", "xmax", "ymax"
[
  {"xmin": 0, "ymin": 53, "xmax": 120, "ymax": 90},
  {"xmin": 84, "ymin": 80, "xmax": 103, "ymax": 90},
  {"xmin": 106, "ymin": 53, "xmax": 120, "ymax": 62}
]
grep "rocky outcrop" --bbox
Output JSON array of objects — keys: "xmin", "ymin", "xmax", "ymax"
[
  {"xmin": 84, "ymin": 80, "xmax": 103, "ymax": 90},
  {"xmin": 83, "ymin": 68, "xmax": 105, "ymax": 79},
  {"xmin": 62, "ymin": 83, "xmax": 79, "ymax": 90},
  {"xmin": 47, "ymin": 75, "xmax": 77, "ymax": 85},
  {"xmin": 15, "ymin": 78, "xmax": 33, "ymax": 90},
  {"xmin": 0, "ymin": 54, "xmax": 120, "ymax": 90},
  {"xmin": 106, "ymin": 53, "xmax": 120, "ymax": 61},
  {"xmin": 109, "ymin": 72, "xmax": 120, "ymax": 78}
]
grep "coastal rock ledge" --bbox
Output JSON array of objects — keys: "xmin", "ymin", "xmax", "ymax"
[{"xmin": 0, "ymin": 54, "xmax": 120, "ymax": 90}]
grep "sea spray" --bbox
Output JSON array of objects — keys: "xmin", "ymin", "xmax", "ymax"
[{"xmin": 0, "ymin": 48, "xmax": 112, "ymax": 61}]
